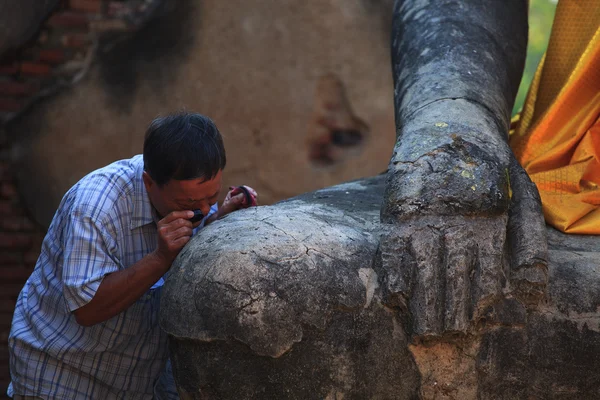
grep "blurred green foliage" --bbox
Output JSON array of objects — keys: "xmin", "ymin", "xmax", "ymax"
[{"xmin": 513, "ymin": 0, "xmax": 558, "ymax": 115}]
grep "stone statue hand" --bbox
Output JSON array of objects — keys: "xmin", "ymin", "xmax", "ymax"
[{"xmin": 377, "ymin": 137, "xmax": 547, "ymax": 339}]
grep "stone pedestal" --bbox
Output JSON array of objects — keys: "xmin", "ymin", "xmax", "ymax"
[{"xmin": 160, "ymin": 176, "xmax": 600, "ymax": 399}]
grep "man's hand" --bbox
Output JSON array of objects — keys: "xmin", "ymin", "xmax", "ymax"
[
  {"xmin": 154, "ymin": 210, "xmax": 195, "ymax": 265},
  {"xmin": 219, "ymin": 186, "xmax": 258, "ymax": 218}
]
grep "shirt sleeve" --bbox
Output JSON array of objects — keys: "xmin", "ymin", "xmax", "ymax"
[{"xmin": 61, "ymin": 208, "xmax": 121, "ymax": 312}]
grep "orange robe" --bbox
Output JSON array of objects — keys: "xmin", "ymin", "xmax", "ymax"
[{"xmin": 510, "ymin": 0, "xmax": 600, "ymax": 234}]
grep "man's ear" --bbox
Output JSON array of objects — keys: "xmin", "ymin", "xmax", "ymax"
[{"xmin": 142, "ymin": 171, "xmax": 154, "ymax": 192}]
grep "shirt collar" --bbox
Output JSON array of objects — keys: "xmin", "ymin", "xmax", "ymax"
[{"xmin": 130, "ymin": 155, "xmax": 156, "ymax": 230}]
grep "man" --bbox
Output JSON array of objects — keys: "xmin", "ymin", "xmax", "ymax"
[{"xmin": 7, "ymin": 112, "xmax": 256, "ymax": 399}]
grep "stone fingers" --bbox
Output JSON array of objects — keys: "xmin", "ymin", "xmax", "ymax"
[
  {"xmin": 377, "ymin": 227, "xmax": 413, "ymax": 313},
  {"xmin": 507, "ymin": 156, "xmax": 548, "ymax": 304},
  {"xmin": 443, "ymin": 226, "xmax": 476, "ymax": 334},
  {"xmin": 409, "ymin": 222, "xmax": 481, "ymax": 337},
  {"xmin": 382, "ymin": 216, "xmax": 509, "ymax": 339},
  {"xmin": 472, "ymin": 217, "xmax": 507, "ymax": 322},
  {"xmin": 409, "ymin": 226, "xmax": 444, "ymax": 336},
  {"xmin": 507, "ymin": 156, "xmax": 548, "ymax": 269}
]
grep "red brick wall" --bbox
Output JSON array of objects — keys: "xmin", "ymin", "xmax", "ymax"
[{"xmin": 0, "ymin": 132, "xmax": 46, "ymax": 399}]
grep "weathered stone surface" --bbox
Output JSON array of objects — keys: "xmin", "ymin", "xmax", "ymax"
[
  {"xmin": 406, "ymin": 226, "xmax": 600, "ymax": 399},
  {"xmin": 473, "ymin": 217, "xmax": 600, "ymax": 399},
  {"xmin": 168, "ymin": 306, "xmax": 420, "ymax": 400},
  {"xmin": 409, "ymin": 339, "xmax": 480, "ymax": 400},
  {"xmin": 162, "ymin": 177, "xmax": 600, "ymax": 399},
  {"xmin": 161, "ymin": 176, "xmax": 421, "ymax": 399}
]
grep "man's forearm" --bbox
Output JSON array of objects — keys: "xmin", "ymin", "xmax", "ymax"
[{"xmin": 73, "ymin": 251, "xmax": 171, "ymax": 327}]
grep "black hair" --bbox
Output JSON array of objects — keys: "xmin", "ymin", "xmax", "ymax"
[{"xmin": 143, "ymin": 112, "xmax": 226, "ymax": 186}]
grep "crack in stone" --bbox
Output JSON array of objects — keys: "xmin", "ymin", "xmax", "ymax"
[
  {"xmin": 402, "ymin": 96, "xmax": 471, "ymax": 124},
  {"xmin": 305, "ymin": 246, "xmax": 339, "ymax": 261},
  {"xmin": 210, "ymin": 280, "xmax": 252, "ymax": 296},
  {"xmin": 251, "ymin": 249, "xmax": 307, "ymax": 266},
  {"xmin": 278, "ymin": 253, "xmax": 308, "ymax": 263},
  {"xmin": 236, "ymin": 296, "xmax": 263, "ymax": 315},
  {"xmin": 401, "ymin": 96, "xmax": 506, "ymax": 137},
  {"xmin": 259, "ymin": 219, "xmax": 299, "ymax": 241}
]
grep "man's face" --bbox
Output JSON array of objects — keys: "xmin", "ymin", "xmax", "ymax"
[{"xmin": 143, "ymin": 170, "xmax": 223, "ymax": 221}]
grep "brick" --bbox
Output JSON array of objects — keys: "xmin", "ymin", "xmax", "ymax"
[
  {"xmin": 0, "ymin": 324, "xmax": 10, "ymax": 337},
  {"xmin": 30, "ymin": 231, "xmax": 45, "ymax": 242},
  {"xmin": 0, "ymin": 216, "xmax": 36, "ymax": 231},
  {"xmin": 37, "ymin": 29, "xmax": 50, "ymax": 46},
  {"xmin": 0, "ymin": 161, "xmax": 10, "ymax": 177},
  {"xmin": 0, "ymin": 133, "xmax": 8, "ymax": 149},
  {"xmin": 0, "ymin": 98, "xmax": 22, "ymax": 113},
  {"xmin": 0, "ymin": 266, "xmax": 33, "ymax": 282},
  {"xmin": 38, "ymin": 49, "xmax": 67, "ymax": 64},
  {"xmin": 0, "ymin": 81, "xmax": 39, "ymax": 96},
  {"xmin": 69, "ymin": 0, "xmax": 102, "ymax": 13},
  {"xmin": 0, "ymin": 200, "xmax": 11, "ymax": 215},
  {"xmin": 0, "ymin": 383, "xmax": 10, "ymax": 396},
  {"xmin": 0, "ymin": 217, "xmax": 23, "ymax": 231},
  {"xmin": 48, "ymin": 11, "xmax": 90, "ymax": 28},
  {"xmin": 89, "ymin": 18, "xmax": 130, "ymax": 33},
  {"xmin": 0, "ymin": 233, "xmax": 32, "ymax": 249},
  {"xmin": 0, "ymin": 200, "xmax": 23, "ymax": 215},
  {"xmin": 0, "ymin": 285, "xmax": 23, "ymax": 299},
  {"xmin": 0, "ymin": 300, "xmax": 20, "ymax": 313},
  {"xmin": 0, "ymin": 252, "xmax": 22, "ymax": 265},
  {"xmin": 19, "ymin": 62, "xmax": 51, "ymax": 76},
  {"xmin": 0, "ymin": 301, "xmax": 17, "ymax": 313},
  {"xmin": 31, "ymin": 237, "xmax": 44, "ymax": 251},
  {"xmin": 0, "ymin": 312, "xmax": 14, "ymax": 326},
  {"xmin": 0, "ymin": 361, "xmax": 9, "ymax": 376},
  {"xmin": 108, "ymin": 1, "xmax": 126, "ymax": 11},
  {"xmin": 61, "ymin": 33, "xmax": 90, "ymax": 48},
  {"xmin": 0, "ymin": 182, "xmax": 17, "ymax": 198},
  {"xmin": 0, "ymin": 64, "xmax": 18, "ymax": 75},
  {"xmin": 23, "ymin": 250, "xmax": 41, "ymax": 265}
]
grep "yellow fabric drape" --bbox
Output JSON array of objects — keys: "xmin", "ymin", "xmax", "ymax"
[{"xmin": 510, "ymin": 0, "xmax": 600, "ymax": 234}]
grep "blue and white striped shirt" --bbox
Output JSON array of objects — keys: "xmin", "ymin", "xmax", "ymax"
[{"xmin": 8, "ymin": 155, "xmax": 217, "ymax": 399}]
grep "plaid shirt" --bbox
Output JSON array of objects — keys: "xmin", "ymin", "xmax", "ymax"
[{"xmin": 8, "ymin": 155, "xmax": 217, "ymax": 399}]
